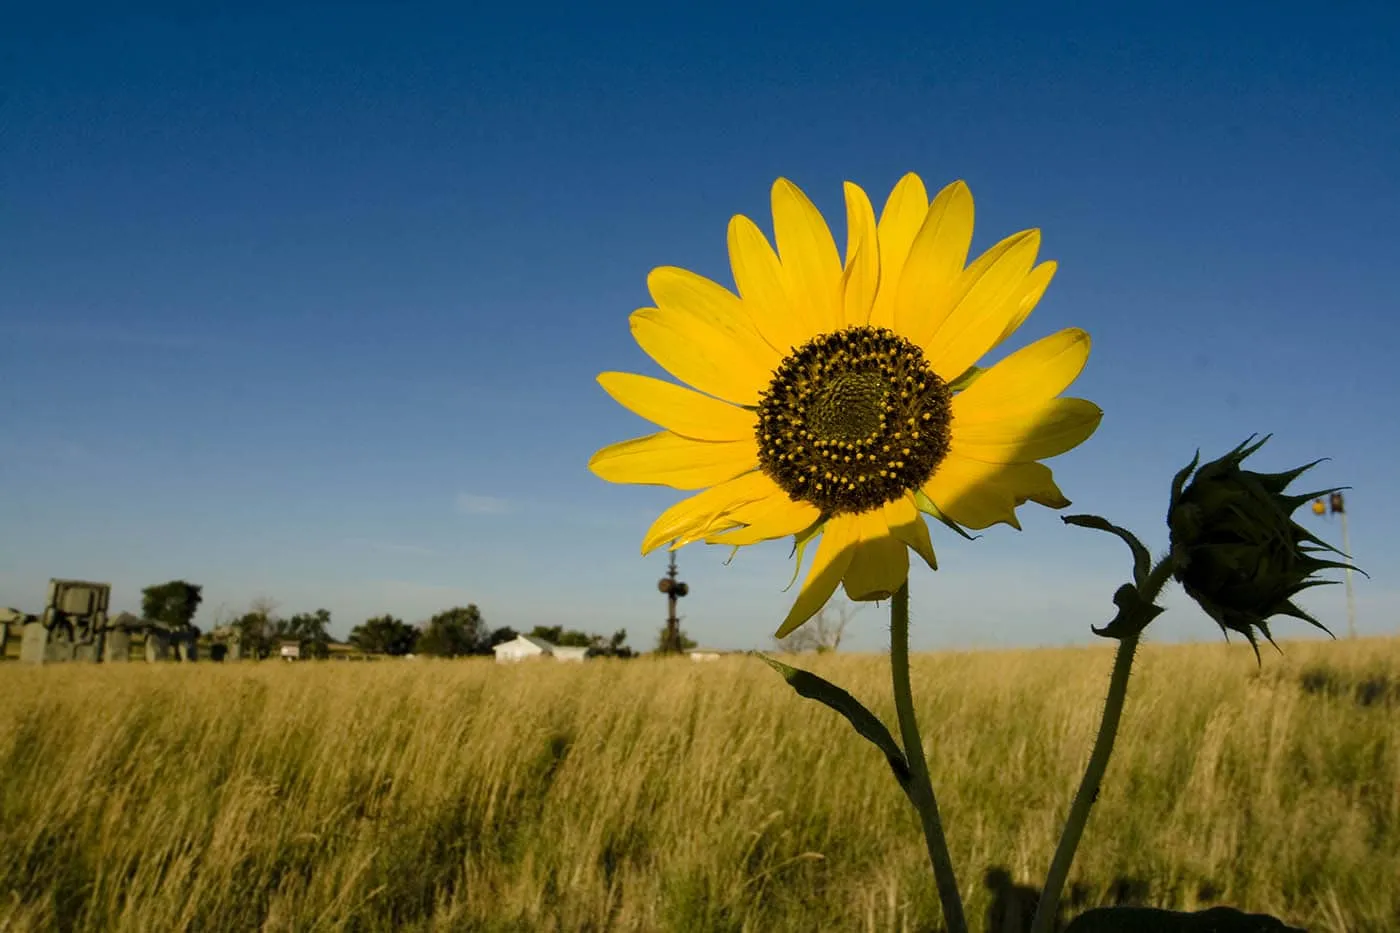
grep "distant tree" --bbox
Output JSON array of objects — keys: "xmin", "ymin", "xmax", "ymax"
[
  {"xmin": 528, "ymin": 624, "xmax": 563, "ymax": 644},
  {"xmin": 418, "ymin": 605, "xmax": 487, "ymax": 657},
  {"xmin": 277, "ymin": 608, "xmax": 332, "ymax": 659},
  {"xmin": 231, "ymin": 597, "xmax": 279, "ymax": 659},
  {"xmin": 486, "ymin": 626, "xmax": 517, "ymax": 649},
  {"xmin": 141, "ymin": 580, "xmax": 204, "ymax": 632},
  {"xmin": 528, "ymin": 624, "xmax": 594, "ymax": 648},
  {"xmin": 349, "ymin": 614, "xmax": 418, "ymax": 656},
  {"xmin": 588, "ymin": 628, "xmax": 635, "ymax": 659},
  {"xmin": 773, "ymin": 597, "xmax": 862, "ymax": 654},
  {"xmin": 655, "ymin": 626, "xmax": 697, "ymax": 654}
]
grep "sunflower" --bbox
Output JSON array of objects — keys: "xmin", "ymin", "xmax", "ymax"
[{"xmin": 589, "ymin": 174, "xmax": 1102, "ymax": 636}]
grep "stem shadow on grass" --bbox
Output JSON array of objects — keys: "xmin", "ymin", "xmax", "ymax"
[{"xmin": 980, "ymin": 865, "xmax": 1303, "ymax": 933}]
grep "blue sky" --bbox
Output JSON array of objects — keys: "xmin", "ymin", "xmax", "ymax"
[{"xmin": 3, "ymin": 2, "xmax": 1397, "ymax": 652}]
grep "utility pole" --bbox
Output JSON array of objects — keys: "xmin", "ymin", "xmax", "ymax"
[
  {"xmin": 657, "ymin": 549, "xmax": 689, "ymax": 653},
  {"xmin": 1312, "ymin": 492, "xmax": 1357, "ymax": 639}
]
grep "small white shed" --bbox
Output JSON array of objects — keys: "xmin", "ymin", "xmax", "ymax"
[
  {"xmin": 492, "ymin": 634, "xmax": 557, "ymax": 663},
  {"xmin": 688, "ymin": 648, "xmax": 726, "ymax": 662},
  {"xmin": 553, "ymin": 646, "xmax": 589, "ymax": 662}
]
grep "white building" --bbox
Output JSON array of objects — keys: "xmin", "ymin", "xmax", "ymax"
[
  {"xmin": 687, "ymin": 648, "xmax": 727, "ymax": 662},
  {"xmin": 492, "ymin": 634, "xmax": 590, "ymax": 663}
]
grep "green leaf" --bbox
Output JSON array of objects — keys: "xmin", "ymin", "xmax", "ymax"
[
  {"xmin": 1091, "ymin": 583, "xmax": 1166, "ymax": 640},
  {"xmin": 754, "ymin": 652, "xmax": 912, "ymax": 790},
  {"xmin": 1062, "ymin": 514, "xmax": 1153, "ymax": 588}
]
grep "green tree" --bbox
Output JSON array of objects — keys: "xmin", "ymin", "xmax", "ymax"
[
  {"xmin": 417, "ymin": 605, "xmax": 487, "ymax": 658},
  {"xmin": 277, "ymin": 608, "xmax": 332, "ymax": 659},
  {"xmin": 231, "ymin": 598, "xmax": 279, "ymax": 659},
  {"xmin": 655, "ymin": 626, "xmax": 697, "ymax": 654},
  {"xmin": 349, "ymin": 614, "xmax": 418, "ymax": 656},
  {"xmin": 521, "ymin": 625, "xmax": 633, "ymax": 657},
  {"xmin": 486, "ymin": 626, "xmax": 517, "ymax": 649},
  {"xmin": 141, "ymin": 580, "xmax": 203, "ymax": 632},
  {"xmin": 528, "ymin": 624, "xmax": 563, "ymax": 644},
  {"xmin": 588, "ymin": 628, "xmax": 635, "ymax": 659}
]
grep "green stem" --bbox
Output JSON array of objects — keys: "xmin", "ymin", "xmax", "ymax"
[
  {"xmin": 1028, "ymin": 630, "xmax": 1139, "ymax": 933},
  {"xmin": 890, "ymin": 582, "xmax": 968, "ymax": 933},
  {"xmin": 1030, "ymin": 557, "xmax": 1175, "ymax": 933}
]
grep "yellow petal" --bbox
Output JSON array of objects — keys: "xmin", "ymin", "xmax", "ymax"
[
  {"xmin": 867, "ymin": 173, "xmax": 930, "ymax": 329},
  {"xmin": 772, "ymin": 178, "xmax": 844, "ymax": 336},
  {"xmin": 775, "ymin": 515, "xmax": 859, "ymax": 638},
  {"xmin": 1004, "ymin": 461, "xmax": 1072, "ymax": 509},
  {"xmin": 884, "ymin": 494, "xmax": 937, "ymax": 570},
  {"xmin": 949, "ymin": 398, "xmax": 1103, "ymax": 463},
  {"xmin": 842, "ymin": 511, "xmax": 909, "ymax": 602},
  {"xmin": 921, "ymin": 456, "xmax": 1075, "ymax": 530},
  {"xmin": 705, "ymin": 492, "xmax": 821, "ymax": 547},
  {"xmin": 589, "ymin": 431, "xmax": 758, "ymax": 490},
  {"xmin": 629, "ymin": 311, "xmax": 764, "ymax": 409},
  {"xmin": 951, "ymin": 328, "xmax": 1090, "ymax": 415},
  {"xmin": 920, "ymin": 455, "xmax": 1023, "ymax": 530},
  {"xmin": 597, "ymin": 372, "xmax": 757, "ymax": 441},
  {"xmin": 640, "ymin": 471, "xmax": 779, "ymax": 554},
  {"xmin": 841, "ymin": 181, "xmax": 880, "ymax": 326},
  {"xmin": 925, "ymin": 230, "xmax": 1040, "ymax": 380},
  {"xmin": 632, "ymin": 266, "xmax": 780, "ymax": 406},
  {"xmin": 990, "ymin": 260, "xmax": 1056, "ymax": 351},
  {"xmin": 893, "ymin": 181, "xmax": 976, "ymax": 349},
  {"xmin": 727, "ymin": 214, "xmax": 806, "ymax": 355},
  {"xmin": 957, "ymin": 227, "xmax": 1036, "ymax": 290}
]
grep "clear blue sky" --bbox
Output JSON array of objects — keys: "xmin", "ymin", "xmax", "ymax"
[{"xmin": 4, "ymin": 2, "xmax": 1397, "ymax": 652}]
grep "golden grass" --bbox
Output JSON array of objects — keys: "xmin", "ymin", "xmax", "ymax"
[{"xmin": 0, "ymin": 637, "xmax": 1396, "ymax": 932}]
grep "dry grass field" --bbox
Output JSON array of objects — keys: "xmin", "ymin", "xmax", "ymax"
[{"xmin": 1, "ymin": 637, "xmax": 1396, "ymax": 932}]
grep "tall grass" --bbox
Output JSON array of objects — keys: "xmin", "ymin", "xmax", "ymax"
[{"xmin": 1, "ymin": 637, "xmax": 1396, "ymax": 932}]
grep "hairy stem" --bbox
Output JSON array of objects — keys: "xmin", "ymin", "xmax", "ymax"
[
  {"xmin": 1030, "ymin": 557, "xmax": 1175, "ymax": 933},
  {"xmin": 1029, "ymin": 631, "xmax": 1139, "ymax": 933},
  {"xmin": 890, "ymin": 582, "xmax": 968, "ymax": 933}
]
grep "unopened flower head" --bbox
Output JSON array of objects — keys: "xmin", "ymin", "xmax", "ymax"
[{"xmin": 1167, "ymin": 435, "xmax": 1361, "ymax": 657}]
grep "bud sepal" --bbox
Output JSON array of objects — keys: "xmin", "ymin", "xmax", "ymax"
[{"xmin": 1167, "ymin": 435, "xmax": 1366, "ymax": 660}]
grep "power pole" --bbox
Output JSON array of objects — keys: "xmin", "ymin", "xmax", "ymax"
[
  {"xmin": 1312, "ymin": 492, "xmax": 1357, "ymax": 639},
  {"xmin": 657, "ymin": 549, "xmax": 689, "ymax": 653}
]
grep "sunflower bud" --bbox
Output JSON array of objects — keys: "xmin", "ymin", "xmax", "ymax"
[{"xmin": 1167, "ymin": 435, "xmax": 1361, "ymax": 658}]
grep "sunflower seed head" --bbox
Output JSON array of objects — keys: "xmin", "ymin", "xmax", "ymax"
[{"xmin": 1167, "ymin": 435, "xmax": 1362, "ymax": 661}]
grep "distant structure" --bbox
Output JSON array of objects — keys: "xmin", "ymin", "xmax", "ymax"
[
  {"xmin": 0, "ymin": 608, "xmax": 33, "ymax": 658},
  {"xmin": 492, "ymin": 634, "xmax": 588, "ymax": 663},
  {"xmin": 16, "ymin": 580, "xmax": 202, "ymax": 664},
  {"xmin": 656, "ymin": 550, "xmax": 689, "ymax": 654},
  {"xmin": 106, "ymin": 611, "xmax": 198, "ymax": 662},
  {"xmin": 19, "ymin": 580, "xmax": 110, "ymax": 663},
  {"xmin": 1311, "ymin": 491, "xmax": 1357, "ymax": 638},
  {"xmin": 206, "ymin": 623, "xmax": 242, "ymax": 661}
]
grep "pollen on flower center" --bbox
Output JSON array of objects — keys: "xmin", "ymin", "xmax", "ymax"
[{"xmin": 755, "ymin": 326, "xmax": 953, "ymax": 516}]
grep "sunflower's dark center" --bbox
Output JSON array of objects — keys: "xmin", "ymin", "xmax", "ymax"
[{"xmin": 755, "ymin": 326, "xmax": 953, "ymax": 516}]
